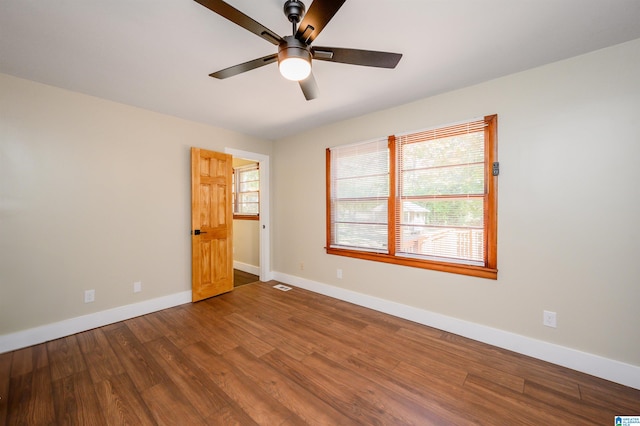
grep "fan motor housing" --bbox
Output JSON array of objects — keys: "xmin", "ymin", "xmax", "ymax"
[{"xmin": 278, "ymin": 36, "xmax": 311, "ymax": 63}]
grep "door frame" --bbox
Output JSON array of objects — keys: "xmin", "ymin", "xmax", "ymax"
[{"xmin": 225, "ymin": 148, "xmax": 272, "ymax": 282}]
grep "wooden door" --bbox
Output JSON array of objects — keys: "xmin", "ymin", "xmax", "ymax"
[{"xmin": 191, "ymin": 147, "xmax": 233, "ymax": 302}]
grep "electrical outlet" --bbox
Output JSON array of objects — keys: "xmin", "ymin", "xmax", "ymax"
[
  {"xmin": 299, "ymin": 262, "xmax": 304, "ymax": 271},
  {"xmin": 543, "ymin": 310, "xmax": 557, "ymax": 328},
  {"xmin": 337, "ymin": 268, "xmax": 343, "ymax": 279},
  {"xmin": 133, "ymin": 281, "xmax": 142, "ymax": 293},
  {"xmin": 84, "ymin": 289, "xmax": 95, "ymax": 303}
]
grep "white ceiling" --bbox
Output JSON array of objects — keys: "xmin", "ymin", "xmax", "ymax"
[{"xmin": 1, "ymin": 0, "xmax": 639, "ymax": 140}]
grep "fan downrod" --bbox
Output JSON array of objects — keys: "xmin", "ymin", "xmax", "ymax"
[{"xmin": 283, "ymin": 0, "xmax": 305, "ymax": 33}]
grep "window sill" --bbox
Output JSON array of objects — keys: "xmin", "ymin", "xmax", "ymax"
[
  {"xmin": 233, "ymin": 215, "xmax": 259, "ymax": 221},
  {"xmin": 326, "ymin": 247, "xmax": 497, "ymax": 279}
]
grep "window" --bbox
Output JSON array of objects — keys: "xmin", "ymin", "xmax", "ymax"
[
  {"xmin": 327, "ymin": 115, "xmax": 497, "ymax": 279},
  {"xmin": 233, "ymin": 163, "xmax": 259, "ymax": 219}
]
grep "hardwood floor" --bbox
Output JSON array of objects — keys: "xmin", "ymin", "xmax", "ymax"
[
  {"xmin": 1, "ymin": 281, "xmax": 638, "ymax": 425},
  {"xmin": 234, "ymin": 269, "xmax": 259, "ymax": 287}
]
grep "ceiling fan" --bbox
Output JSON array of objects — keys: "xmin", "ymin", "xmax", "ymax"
[{"xmin": 194, "ymin": 0, "xmax": 402, "ymax": 100}]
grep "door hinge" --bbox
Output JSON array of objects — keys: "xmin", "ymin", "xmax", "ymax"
[{"xmin": 492, "ymin": 162, "xmax": 500, "ymax": 176}]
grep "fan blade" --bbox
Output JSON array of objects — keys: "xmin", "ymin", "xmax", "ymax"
[
  {"xmin": 295, "ymin": 0, "xmax": 346, "ymax": 44},
  {"xmin": 210, "ymin": 54, "xmax": 278, "ymax": 79},
  {"xmin": 299, "ymin": 72, "xmax": 319, "ymax": 100},
  {"xmin": 194, "ymin": 0, "xmax": 283, "ymax": 45},
  {"xmin": 312, "ymin": 47, "xmax": 402, "ymax": 68}
]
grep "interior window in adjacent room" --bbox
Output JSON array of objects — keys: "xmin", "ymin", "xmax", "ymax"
[{"xmin": 233, "ymin": 163, "xmax": 260, "ymax": 219}]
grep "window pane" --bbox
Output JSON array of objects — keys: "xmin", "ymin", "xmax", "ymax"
[
  {"xmin": 238, "ymin": 203, "xmax": 259, "ymax": 214},
  {"xmin": 400, "ymin": 198, "xmax": 484, "ymax": 228},
  {"xmin": 335, "ymin": 175, "xmax": 389, "ymax": 198},
  {"xmin": 334, "ymin": 200, "xmax": 387, "ymax": 224},
  {"xmin": 398, "ymin": 199, "xmax": 484, "ymax": 261},
  {"xmin": 397, "ymin": 120, "xmax": 487, "ymax": 265},
  {"xmin": 330, "ymin": 139, "xmax": 389, "ymax": 252},
  {"xmin": 334, "ymin": 223, "xmax": 388, "ymax": 251},
  {"xmin": 239, "ymin": 192, "xmax": 259, "ymax": 203},
  {"xmin": 401, "ymin": 133, "xmax": 484, "ymax": 169},
  {"xmin": 402, "ymin": 163, "xmax": 484, "ymax": 196},
  {"xmin": 336, "ymin": 148, "xmax": 388, "ymax": 179},
  {"xmin": 240, "ymin": 170, "xmax": 259, "ymax": 182},
  {"xmin": 239, "ymin": 181, "xmax": 258, "ymax": 192},
  {"xmin": 234, "ymin": 164, "xmax": 259, "ymax": 216},
  {"xmin": 398, "ymin": 225, "xmax": 484, "ymax": 263}
]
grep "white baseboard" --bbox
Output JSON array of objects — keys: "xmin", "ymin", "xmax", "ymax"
[
  {"xmin": 233, "ymin": 261, "xmax": 260, "ymax": 276},
  {"xmin": 0, "ymin": 291, "xmax": 192, "ymax": 354},
  {"xmin": 272, "ymin": 271, "xmax": 640, "ymax": 390}
]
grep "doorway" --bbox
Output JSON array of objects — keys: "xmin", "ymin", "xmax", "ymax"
[{"xmin": 225, "ymin": 148, "xmax": 271, "ymax": 282}]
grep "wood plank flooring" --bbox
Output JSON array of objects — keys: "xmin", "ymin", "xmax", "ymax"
[
  {"xmin": 1, "ymin": 281, "xmax": 638, "ymax": 425},
  {"xmin": 234, "ymin": 269, "xmax": 259, "ymax": 287}
]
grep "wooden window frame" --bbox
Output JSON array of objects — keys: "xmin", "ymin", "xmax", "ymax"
[
  {"xmin": 326, "ymin": 115, "xmax": 498, "ymax": 279},
  {"xmin": 232, "ymin": 164, "xmax": 260, "ymax": 220}
]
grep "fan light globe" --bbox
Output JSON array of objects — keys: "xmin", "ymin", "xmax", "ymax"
[
  {"xmin": 278, "ymin": 36, "xmax": 312, "ymax": 81},
  {"xmin": 279, "ymin": 57, "xmax": 311, "ymax": 81}
]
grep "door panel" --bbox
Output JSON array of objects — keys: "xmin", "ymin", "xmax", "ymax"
[{"xmin": 191, "ymin": 148, "xmax": 233, "ymax": 302}]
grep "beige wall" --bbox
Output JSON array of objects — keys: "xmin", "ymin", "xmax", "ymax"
[
  {"xmin": 273, "ymin": 39, "xmax": 640, "ymax": 367},
  {"xmin": 233, "ymin": 219, "xmax": 260, "ymax": 268},
  {"xmin": 0, "ymin": 73, "xmax": 271, "ymax": 334}
]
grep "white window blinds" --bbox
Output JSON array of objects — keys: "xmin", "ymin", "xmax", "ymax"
[
  {"xmin": 396, "ymin": 119, "xmax": 487, "ymax": 265},
  {"xmin": 233, "ymin": 164, "xmax": 259, "ymax": 215},
  {"xmin": 329, "ymin": 138, "xmax": 390, "ymax": 252}
]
